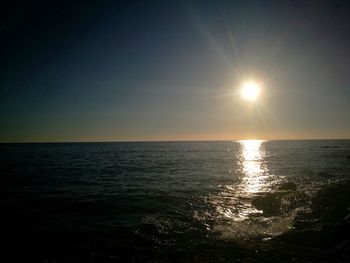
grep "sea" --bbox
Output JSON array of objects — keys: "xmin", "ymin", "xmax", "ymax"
[{"xmin": 1, "ymin": 140, "xmax": 350, "ymax": 262}]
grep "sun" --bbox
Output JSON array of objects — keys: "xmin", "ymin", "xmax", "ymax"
[{"xmin": 241, "ymin": 81, "xmax": 261, "ymax": 101}]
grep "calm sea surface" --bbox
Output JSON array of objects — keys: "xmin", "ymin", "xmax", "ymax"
[{"xmin": 1, "ymin": 140, "xmax": 350, "ymax": 262}]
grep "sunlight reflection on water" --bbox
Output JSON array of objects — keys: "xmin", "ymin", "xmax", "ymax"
[
  {"xmin": 213, "ymin": 140, "xmax": 275, "ymax": 222},
  {"xmin": 196, "ymin": 140, "xmax": 301, "ymax": 240},
  {"xmin": 201, "ymin": 140, "xmax": 298, "ymax": 240},
  {"xmin": 239, "ymin": 140, "xmax": 269, "ymax": 195}
]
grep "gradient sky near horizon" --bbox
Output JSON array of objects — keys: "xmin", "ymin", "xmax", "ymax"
[{"xmin": 1, "ymin": 0, "xmax": 349, "ymax": 142}]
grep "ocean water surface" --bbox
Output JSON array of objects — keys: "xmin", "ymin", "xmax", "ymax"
[{"xmin": 1, "ymin": 140, "xmax": 350, "ymax": 262}]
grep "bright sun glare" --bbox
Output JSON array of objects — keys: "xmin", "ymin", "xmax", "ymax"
[{"xmin": 241, "ymin": 81, "xmax": 261, "ymax": 101}]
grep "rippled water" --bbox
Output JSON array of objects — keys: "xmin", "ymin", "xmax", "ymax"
[{"xmin": 1, "ymin": 140, "xmax": 350, "ymax": 262}]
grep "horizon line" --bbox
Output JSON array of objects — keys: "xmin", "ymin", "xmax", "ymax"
[{"xmin": 0, "ymin": 138, "xmax": 349, "ymax": 144}]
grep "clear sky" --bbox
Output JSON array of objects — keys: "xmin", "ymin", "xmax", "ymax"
[{"xmin": 1, "ymin": 0, "xmax": 349, "ymax": 142}]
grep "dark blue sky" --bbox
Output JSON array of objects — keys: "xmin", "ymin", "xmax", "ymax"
[{"xmin": 1, "ymin": 0, "xmax": 349, "ymax": 142}]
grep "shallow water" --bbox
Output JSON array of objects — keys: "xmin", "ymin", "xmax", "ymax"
[{"xmin": 1, "ymin": 140, "xmax": 350, "ymax": 262}]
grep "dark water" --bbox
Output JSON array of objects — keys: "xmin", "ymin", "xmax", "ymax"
[{"xmin": 1, "ymin": 140, "xmax": 350, "ymax": 262}]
